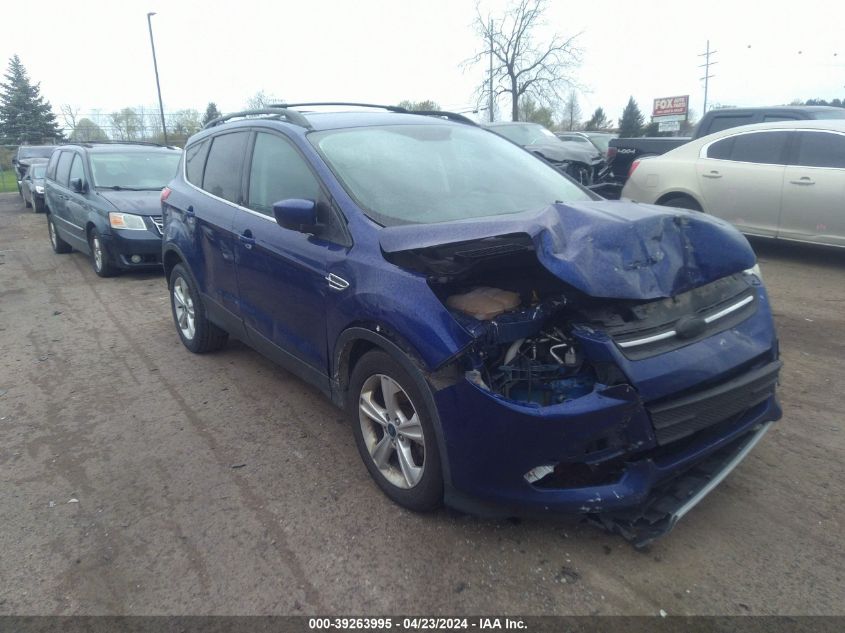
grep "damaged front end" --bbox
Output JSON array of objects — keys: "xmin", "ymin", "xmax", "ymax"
[{"xmin": 381, "ymin": 201, "xmax": 781, "ymax": 545}]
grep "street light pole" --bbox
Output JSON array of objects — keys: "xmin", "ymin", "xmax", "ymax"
[{"xmin": 146, "ymin": 12, "xmax": 168, "ymax": 145}]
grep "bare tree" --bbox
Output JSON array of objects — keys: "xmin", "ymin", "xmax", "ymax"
[
  {"xmin": 246, "ymin": 90, "xmax": 283, "ymax": 109},
  {"xmin": 466, "ymin": 0, "xmax": 581, "ymax": 121},
  {"xmin": 60, "ymin": 104, "xmax": 79, "ymax": 131}
]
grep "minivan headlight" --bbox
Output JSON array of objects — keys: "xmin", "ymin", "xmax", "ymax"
[
  {"xmin": 35, "ymin": 185, "xmax": 44, "ymax": 194},
  {"xmin": 109, "ymin": 212, "xmax": 147, "ymax": 230}
]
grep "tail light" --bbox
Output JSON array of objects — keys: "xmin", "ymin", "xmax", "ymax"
[
  {"xmin": 160, "ymin": 186, "xmax": 172, "ymax": 203},
  {"xmin": 628, "ymin": 160, "xmax": 641, "ymax": 178}
]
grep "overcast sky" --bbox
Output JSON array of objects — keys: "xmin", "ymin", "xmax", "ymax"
[{"xmin": 3, "ymin": 0, "xmax": 845, "ymax": 127}]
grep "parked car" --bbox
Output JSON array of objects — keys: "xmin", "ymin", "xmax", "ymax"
[
  {"xmin": 557, "ymin": 131, "xmax": 617, "ymax": 155},
  {"xmin": 161, "ymin": 104, "xmax": 781, "ymax": 546},
  {"xmin": 484, "ymin": 121, "xmax": 604, "ymax": 185},
  {"xmin": 607, "ymin": 106, "xmax": 845, "ymax": 189},
  {"xmin": 12, "ymin": 145, "xmax": 56, "ymax": 195},
  {"xmin": 621, "ymin": 119, "xmax": 845, "ymax": 248},
  {"xmin": 21, "ymin": 162, "xmax": 48, "ymax": 212},
  {"xmin": 44, "ymin": 142, "xmax": 182, "ymax": 276}
]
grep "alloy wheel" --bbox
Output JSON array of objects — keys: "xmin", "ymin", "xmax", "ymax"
[
  {"xmin": 172, "ymin": 276, "xmax": 196, "ymax": 340},
  {"xmin": 92, "ymin": 236, "xmax": 103, "ymax": 272},
  {"xmin": 358, "ymin": 374, "xmax": 426, "ymax": 489}
]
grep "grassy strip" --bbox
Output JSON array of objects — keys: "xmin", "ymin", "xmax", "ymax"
[{"xmin": 0, "ymin": 170, "xmax": 19, "ymax": 193}]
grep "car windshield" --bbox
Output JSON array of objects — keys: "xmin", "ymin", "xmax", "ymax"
[
  {"xmin": 89, "ymin": 151, "xmax": 181, "ymax": 190},
  {"xmin": 19, "ymin": 146, "xmax": 55, "ymax": 159},
  {"xmin": 586, "ymin": 134, "xmax": 614, "ymax": 152},
  {"xmin": 488, "ymin": 123, "xmax": 559, "ymax": 146},
  {"xmin": 29, "ymin": 165, "xmax": 46, "ymax": 178},
  {"xmin": 309, "ymin": 124, "xmax": 592, "ymax": 226}
]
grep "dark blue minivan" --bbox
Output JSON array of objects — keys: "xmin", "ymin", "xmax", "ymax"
[{"xmin": 161, "ymin": 104, "xmax": 782, "ymax": 545}]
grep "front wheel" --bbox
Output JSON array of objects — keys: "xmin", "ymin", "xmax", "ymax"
[
  {"xmin": 89, "ymin": 229, "xmax": 118, "ymax": 277},
  {"xmin": 169, "ymin": 263, "xmax": 228, "ymax": 353},
  {"xmin": 349, "ymin": 350, "xmax": 443, "ymax": 511}
]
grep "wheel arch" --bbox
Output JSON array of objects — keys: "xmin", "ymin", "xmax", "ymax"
[{"xmin": 655, "ymin": 190, "xmax": 704, "ymax": 211}]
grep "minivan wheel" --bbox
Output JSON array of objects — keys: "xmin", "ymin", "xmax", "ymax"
[
  {"xmin": 169, "ymin": 263, "xmax": 228, "ymax": 353},
  {"xmin": 89, "ymin": 229, "xmax": 118, "ymax": 277},
  {"xmin": 47, "ymin": 215, "xmax": 72, "ymax": 254},
  {"xmin": 348, "ymin": 350, "xmax": 443, "ymax": 511}
]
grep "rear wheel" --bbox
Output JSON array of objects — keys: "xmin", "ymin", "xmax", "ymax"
[
  {"xmin": 169, "ymin": 263, "xmax": 228, "ymax": 353},
  {"xmin": 47, "ymin": 215, "xmax": 72, "ymax": 254},
  {"xmin": 659, "ymin": 195, "xmax": 702, "ymax": 212},
  {"xmin": 349, "ymin": 350, "xmax": 443, "ymax": 511},
  {"xmin": 24, "ymin": 189, "xmax": 32, "ymax": 208}
]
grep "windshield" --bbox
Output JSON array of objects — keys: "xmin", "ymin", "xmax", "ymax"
[
  {"xmin": 89, "ymin": 151, "xmax": 181, "ymax": 190},
  {"xmin": 19, "ymin": 146, "xmax": 55, "ymax": 159},
  {"xmin": 29, "ymin": 165, "xmax": 46, "ymax": 178},
  {"xmin": 309, "ymin": 124, "xmax": 591, "ymax": 226},
  {"xmin": 488, "ymin": 123, "xmax": 558, "ymax": 146},
  {"xmin": 586, "ymin": 134, "xmax": 614, "ymax": 152}
]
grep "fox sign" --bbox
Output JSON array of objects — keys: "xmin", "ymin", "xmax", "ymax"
[{"xmin": 653, "ymin": 95, "xmax": 689, "ymax": 117}]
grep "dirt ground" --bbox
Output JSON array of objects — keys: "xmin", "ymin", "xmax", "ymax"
[{"xmin": 0, "ymin": 192, "xmax": 843, "ymax": 616}]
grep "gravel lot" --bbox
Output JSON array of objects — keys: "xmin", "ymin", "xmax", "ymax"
[{"xmin": 0, "ymin": 192, "xmax": 843, "ymax": 616}]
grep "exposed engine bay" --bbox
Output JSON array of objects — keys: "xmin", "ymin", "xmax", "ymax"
[{"xmin": 386, "ymin": 233, "xmax": 758, "ymax": 407}]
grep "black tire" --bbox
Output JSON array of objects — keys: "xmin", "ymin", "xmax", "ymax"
[
  {"xmin": 47, "ymin": 215, "xmax": 72, "ymax": 254},
  {"xmin": 88, "ymin": 229, "xmax": 118, "ymax": 277},
  {"xmin": 168, "ymin": 263, "xmax": 228, "ymax": 353},
  {"xmin": 348, "ymin": 350, "xmax": 443, "ymax": 512},
  {"xmin": 33, "ymin": 197, "xmax": 44, "ymax": 213},
  {"xmin": 659, "ymin": 195, "xmax": 702, "ymax": 212},
  {"xmin": 24, "ymin": 190, "xmax": 32, "ymax": 208}
]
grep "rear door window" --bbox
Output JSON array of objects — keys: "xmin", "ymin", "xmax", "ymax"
[
  {"xmin": 728, "ymin": 131, "xmax": 791, "ymax": 165},
  {"xmin": 55, "ymin": 151, "xmax": 74, "ymax": 186},
  {"xmin": 793, "ymin": 131, "xmax": 845, "ymax": 168},
  {"xmin": 202, "ymin": 132, "xmax": 249, "ymax": 203}
]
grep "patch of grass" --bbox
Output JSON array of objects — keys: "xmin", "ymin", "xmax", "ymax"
[{"xmin": 0, "ymin": 170, "xmax": 18, "ymax": 193}]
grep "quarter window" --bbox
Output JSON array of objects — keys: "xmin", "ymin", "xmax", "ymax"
[
  {"xmin": 794, "ymin": 131, "xmax": 845, "ymax": 168},
  {"xmin": 247, "ymin": 132, "xmax": 320, "ymax": 215},
  {"xmin": 55, "ymin": 151, "xmax": 74, "ymax": 186},
  {"xmin": 202, "ymin": 132, "xmax": 249, "ymax": 203},
  {"xmin": 185, "ymin": 138, "xmax": 210, "ymax": 186}
]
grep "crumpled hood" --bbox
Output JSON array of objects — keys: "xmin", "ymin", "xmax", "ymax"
[
  {"xmin": 379, "ymin": 200, "xmax": 756, "ymax": 300},
  {"xmin": 96, "ymin": 190, "xmax": 162, "ymax": 215},
  {"xmin": 527, "ymin": 141, "xmax": 601, "ymax": 164}
]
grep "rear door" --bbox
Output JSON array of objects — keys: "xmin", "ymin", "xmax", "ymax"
[
  {"xmin": 780, "ymin": 130, "xmax": 845, "ymax": 246},
  {"xmin": 234, "ymin": 130, "xmax": 347, "ymax": 381},
  {"xmin": 184, "ymin": 132, "xmax": 249, "ymax": 323},
  {"xmin": 695, "ymin": 131, "xmax": 791, "ymax": 237},
  {"xmin": 49, "ymin": 151, "xmax": 81, "ymax": 245}
]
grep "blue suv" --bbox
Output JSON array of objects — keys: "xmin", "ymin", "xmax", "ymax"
[{"xmin": 161, "ymin": 104, "xmax": 782, "ymax": 545}]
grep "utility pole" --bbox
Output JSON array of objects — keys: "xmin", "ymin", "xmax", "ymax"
[
  {"xmin": 147, "ymin": 12, "xmax": 169, "ymax": 145},
  {"xmin": 698, "ymin": 40, "xmax": 718, "ymax": 114},
  {"xmin": 488, "ymin": 19, "xmax": 495, "ymax": 122}
]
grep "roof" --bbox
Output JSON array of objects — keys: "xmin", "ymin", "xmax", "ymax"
[{"xmin": 61, "ymin": 143, "xmax": 181, "ymax": 153}]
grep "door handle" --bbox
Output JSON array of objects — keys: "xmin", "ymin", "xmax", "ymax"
[
  {"xmin": 239, "ymin": 230, "xmax": 255, "ymax": 249},
  {"xmin": 789, "ymin": 177, "xmax": 815, "ymax": 185},
  {"xmin": 702, "ymin": 170, "xmax": 722, "ymax": 179}
]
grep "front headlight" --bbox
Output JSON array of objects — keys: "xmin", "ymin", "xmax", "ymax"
[
  {"xmin": 744, "ymin": 264, "xmax": 763, "ymax": 281},
  {"xmin": 35, "ymin": 185, "xmax": 44, "ymax": 194},
  {"xmin": 109, "ymin": 212, "xmax": 147, "ymax": 230}
]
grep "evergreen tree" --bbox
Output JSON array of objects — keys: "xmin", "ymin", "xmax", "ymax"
[
  {"xmin": 618, "ymin": 97, "xmax": 645, "ymax": 138},
  {"xmin": 0, "ymin": 55, "xmax": 63, "ymax": 143},
  {"xmin": 584, "ymin": 107, "xmax": 610, "ymax": 131},
  {"xmin": 202, "ymin": 102, "xmax": 221, "ymax": 126}
]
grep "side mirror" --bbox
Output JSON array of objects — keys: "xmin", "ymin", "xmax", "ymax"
[
  {"xmin": 272, "ymin": 198, "xmax": 317, "ymax": 232},
  {"xmin": 70, "ymin": 177, "xmax": 87, "ymax": 194}
]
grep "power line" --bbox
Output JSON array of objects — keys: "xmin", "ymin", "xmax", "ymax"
[{"xmin": 698, "ymin": 40, "xmax": 718, "ymax": 114}]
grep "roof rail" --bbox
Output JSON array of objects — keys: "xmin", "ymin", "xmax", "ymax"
[
  {"xmin": 203, "ymin": 107, "xmax": 312, "ymax": 130},
  {"xmin": 274, "ymin": 102, "xmax": 477, "ymax": 126},
  {"xmin": 73, "ymin": 140, "xmax": 178, "ymax": 149},
  {"xmin": 272, "ymin": 102, "xmax": 409, "ymax": 113}
]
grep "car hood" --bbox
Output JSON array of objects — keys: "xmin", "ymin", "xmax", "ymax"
[
  {"xmin": 379, "ymin": 200, "xmax": 756, "ymax": 300},
  {"xmin": 97, "ymin": 190, "xmax": 162, "ymax": 215},
  {"xmin": 526, "ymin": 141, "xmax": 601, "ymax": 164}
]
